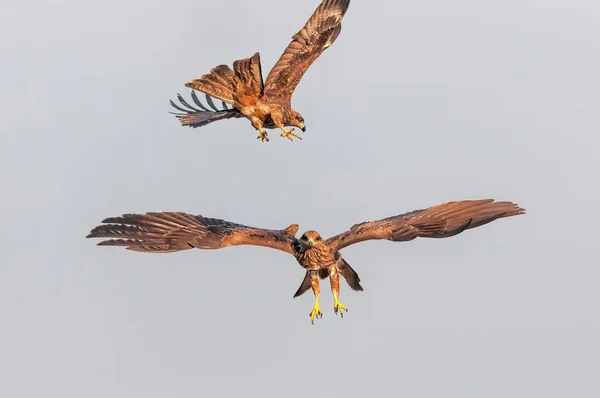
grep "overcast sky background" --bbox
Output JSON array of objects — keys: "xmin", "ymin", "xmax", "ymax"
[{"xmin": 1, "ymin": 0, "xmax": 599, "ymax": 396}]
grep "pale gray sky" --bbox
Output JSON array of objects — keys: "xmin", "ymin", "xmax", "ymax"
[{"xmin": 1, "ymin": 0, "xmax": 599, "ymax": 397}]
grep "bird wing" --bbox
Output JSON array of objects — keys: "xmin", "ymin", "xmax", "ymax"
[
  {"xmin": 325, "ymin": 199, "xmax": 525, "ymax": 252},
  {"xmin": 87, "ymin": 212, "xmax": 298, "ymax": 255},
  {"xmin": 232, "ymin": 52, "xmax": 265, "ymax": 97},
  {"xmin": 169, "ymin": 91, "xmax": 243, "ymax": 128},
  {"xmin": 263, "ymin": 0, "xmax": 350, "ymax": 102},
  {"xmin": 184, "ymin": 53, "xmax": 265, "ymax": 106},
  {"xmin": 185, "ymin": 64, "xmax": 238, "ymax": 105}
]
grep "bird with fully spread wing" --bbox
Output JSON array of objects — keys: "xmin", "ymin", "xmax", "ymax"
[
  {"xmin": 87, "ymin": 199, "xmax": 525, "ymax": 323},
  {"xmin": 169, "ymin": 0, "xmax": 350, "ymax": 142}
]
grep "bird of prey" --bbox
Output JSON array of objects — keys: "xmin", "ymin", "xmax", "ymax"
[
  {"xmin": 169, "ymin": 0, "xmax": 351, "ymax": 142},
  {"xmin": 86, "ymin": 199, "xmax": 525, "ymax": 323}
]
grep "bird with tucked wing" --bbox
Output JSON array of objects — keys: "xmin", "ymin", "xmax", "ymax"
[
  {"xmin": 169, "ymin": 0, "xmax": 350, "ymax": 142},
  {"xmin": 87, "ymin": 199, "xmax": 525, "ymax": 323}
]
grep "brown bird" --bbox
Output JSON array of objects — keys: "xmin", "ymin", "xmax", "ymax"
[
  {"xmin": 86, "ymin": 199, "xmax": 525, "ymax": 323},
  {"xmin": 169, "ymin": 0, "xmax": 351, "ymax": 142}
]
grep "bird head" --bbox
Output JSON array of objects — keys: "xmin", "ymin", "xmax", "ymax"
[
  {"xmin": 286, "ymin": 109, "xmax": 306, "ymax": 132},
  {"xmin": 299, "ymin": 230, "xmax": 323, "ymax": 248}
]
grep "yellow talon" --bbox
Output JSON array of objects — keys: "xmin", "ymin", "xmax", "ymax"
[
  {"xmin": 334, "ymin": 299, "xmax": 348, "ymax": 318},
  {"xmin": 309, "ymin": 301, "xmax": 323, "ymax": 324},
  {"xmin": 279, "ymin": 127, "xmax": 302, "ymax": 141},
  {"xmin": 256, "ymin": 128, "xmax": 269, "ymax": 142}
]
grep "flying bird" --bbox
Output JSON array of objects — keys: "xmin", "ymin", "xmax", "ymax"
[
  {"xmin": 86, "ymin": 199, "xmax": 525, "ymax": 323},
  {"xmin": 169, "ymin": 0, "xmax": 351, "ymax": 142}
]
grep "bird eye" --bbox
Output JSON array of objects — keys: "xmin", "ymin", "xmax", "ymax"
[
  {"xmin": 316, "ymin": 236, "xmax": 321, "ymax": 241},
  {"xmin": 298, "ymin": 117, "xmax": 304, "ymax": 123}
]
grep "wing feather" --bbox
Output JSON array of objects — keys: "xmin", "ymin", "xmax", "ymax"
[
  {"xmin": 169, "ymin": 91, "xmax": 243, "ymax": 128},
  {"xmin": 264, "ymin": 0, "xmax": 350, "ymax": 101},
  {"xmin": 87, "ymin": 212, "xmax": 298, "ymax": 255},
  {"xmin": 185, "ymin": 64, "xmax": 237, "ymax": 104},
  {"xmin": 326, "ymin": 200, "xmax": 525, "ymax": 251},
  {"xmin": 233, "ymin": 52, "xmax": 264, "ymax": 97}
]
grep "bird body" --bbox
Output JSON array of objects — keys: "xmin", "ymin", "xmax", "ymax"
[
  {"xmin": 87, "ymin": 199, "xmax": 525, "ymax": 323},
  {"xmin": 170, "ymin": 0, "xmax": 351, "ymax": 142}
]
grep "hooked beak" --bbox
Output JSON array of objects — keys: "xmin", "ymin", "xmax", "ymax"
[
  {"xmin": 300, "ymin": 124, "xmax": 306, "ymax": 133},
  {"xmin": 302, "ymin": 238, "xmax": 313, "ymax": 248}
]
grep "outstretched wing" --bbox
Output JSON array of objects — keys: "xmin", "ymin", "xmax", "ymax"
[
  {"xmin": 264, "ymin": 0, "xmax": 350, "ymax": 101},
  {"xmin": 87, "ymin": 212, "xmax": 298, "ymax": 255},
  {"xmin": 326, "ymin": 199, "xmax": 525, "ymax": 252}
]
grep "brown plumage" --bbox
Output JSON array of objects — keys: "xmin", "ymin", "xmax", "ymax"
[
  {"xmin": 169, "ymin": 0, "xmax": 351, "ymax": 142},
  {"xmin": 86, "ymin": 199, "xmax": 525, "ymax": 323}
]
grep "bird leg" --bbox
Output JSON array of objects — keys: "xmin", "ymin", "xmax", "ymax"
[
  {"xmin": 330, "ymin": 271, "xmax": 348, "ymax": 318},
  {"xmin": 309, "ymin": 274, "xmax": 323, "ymax": 324},
  {"xmin": 277, "ymin": 125, "xmax": 302, "ymax": 141},
  {"xmin": 251, "ymin": 118, "xmax": 269, "ymax": 142},
  {"xmin": 270, "ymin": 112, "xmax": 302, "ymax": 141}
]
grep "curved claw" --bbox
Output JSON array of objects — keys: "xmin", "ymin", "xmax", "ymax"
[
  {"xmin": 279, "ymin": 127, "xmax": 302, "ymax": 142},
  {"xmin": 256, "ymin": 130, "xmax": 270, "ymax": 142},
  {"xmin": 309, "ymin": 304, "xmax": 323, "ymax": 325},
  {"xmin": 334, "ymin": 301, "xmax": 348, "ymax": 318}
]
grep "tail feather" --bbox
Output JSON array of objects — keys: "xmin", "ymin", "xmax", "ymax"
[
  {"xmin": 293, "ymin": 272, "xmax": 312, "ymax": 298},
  {"xmin": 338, "ymin": 259, "xmax": 363, "ymax": 291},
  {"xmin": 169, "ymin": 91, "xmax": 242, "ymax": 128}
]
